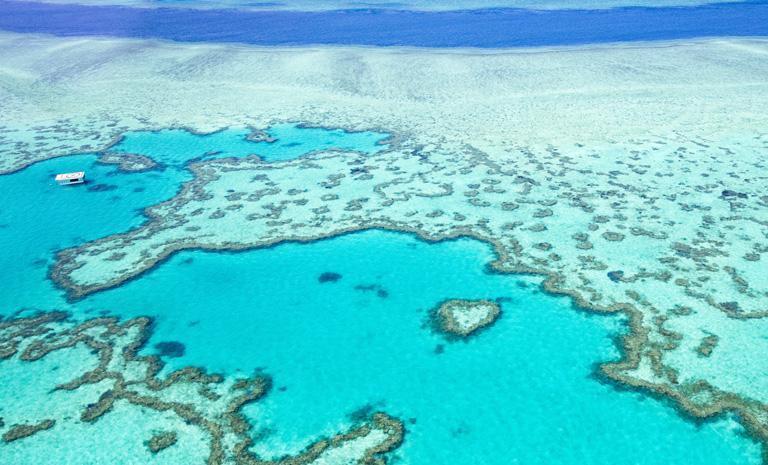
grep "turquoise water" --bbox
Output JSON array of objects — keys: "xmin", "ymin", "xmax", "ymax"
[
  {"xmin": 81, "ymin": 233, "xmax": 760, "ymax": 464},
  {"xmin": 109, "ymin": 123, "xmax": 389, "ymax": 166},
  {"xmin": 0, "ymin": 154, "xmax": 190, "ymax": 314},
  {"xmin": 0, "ymin": 151, "xmax": 761, "ymax": 463},
  {"xmin": 0, "ymin": 122, "xmax": 387, "ymax": 313}
]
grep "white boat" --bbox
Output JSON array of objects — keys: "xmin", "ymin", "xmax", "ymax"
[{"xmin": 55, "ymin": 171, "xmax": 85, "ymax": 185}]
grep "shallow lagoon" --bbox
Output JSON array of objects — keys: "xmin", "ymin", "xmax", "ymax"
[
  {"xmin": 0, "ymin": 154, "xmax": 189, "ymax": 313},
  {"xmin": 109, "ymin": 123, "xmax": 389, "ymax": 165},
  {"xmin": 85, "ymin": 231, "xmax": 762, "ymax": 465},
  {"xmin": 0, "ymin": 123, "xmax": 386, "ymax": 311},
  {"xmin": 0, "ymin": 149, "xmax": 762, "ymax": 463}
]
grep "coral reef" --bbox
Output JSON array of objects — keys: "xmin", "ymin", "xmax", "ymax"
[
  {"xmin": 2, "ymin": 419, "xmax": 55, "ymax": 443},
  {"xmin": 433, "ymin": 299, "xmax": 501, "ymax": 338},
  {"xmin": 318, "ymin": 272, "xmax": 342, "ymax": 283},
  {"xmin": 0, "ymin": 312, "xmax": 404, "ymax": 464},
  {"xmin": 147, "ymin": 431, "xmax": 178, "ymax": 453},
  {"xmin": 154, "ymin": 341, "xmax": 186, "ymax": 358},
  {"xmin": 47, "ymin": 137, "xmax": 768, "ymax": 455},
  {"xmin": 2, "ymin": 31, "xmax": 768, "ymax": 458},
  {"xmin": 98, "ymin": 152, "xmax": 159, "ymax": 172}
]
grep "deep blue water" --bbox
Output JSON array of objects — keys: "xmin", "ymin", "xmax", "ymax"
[{"xmin": 1, "ymin": 0, "xmax": 767, "ymax": 47}]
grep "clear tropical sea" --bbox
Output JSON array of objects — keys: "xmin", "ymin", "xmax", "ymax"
[
  {"xmin": 6, "ymin": 0, "xmax": 757, "ymax": 11},
  {"xmin": 0, "ymin": 125, "xmax": 388, "ymax": 313},
  {"xmin": 2, "ymin": 0, "xmax": 768, "ymax": 47},
  {"xmin": 0, "ymin": 127, "xmax": 762, "ymax": 463},
  {"xmin": 110, "ymin": 123, "xmax": 389, "ymax": 165}
]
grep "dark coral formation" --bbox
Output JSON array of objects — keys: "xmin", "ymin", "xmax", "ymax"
[
  {"xmin": 81, "ymin": 390, "xmax": 116, "ymax": 422},
  {"xmin": 354, "ymin": 284, "xmax": 389, "ymax": 299},
  {"xmin": 87, "ymin": 183, "xmax": 119, "ymax": 192},
  {"xmin": 2, "ymin": 419, "xmax": 55, "ymax": 443},
  {"xmin": 318, "ymin": 272, "xmax": 342, "ymax": 283},
  {"xmin": 146, "ymin": 431, "xmax": 178, "ymax": 453},
  {"xmin": 154, "ymin": 341, "xmax": 186, "ymax": 358},
  {"xmin": 695, "ymin": 335, "xmax": 719, "ymax": 358}
]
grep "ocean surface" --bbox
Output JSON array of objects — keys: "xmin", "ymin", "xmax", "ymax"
[
  {"xmin": 1, "ymin": 0, "xmax": 768, "ymax": 47},
  {"xmin": 7, "ymin": 0, "xmax": 757, "ymax": 11},
  {"xmin": 1, "ymin": 0, "xmax": 767, "ymax": 461},
  {"xmin": 0, "ymin": 127, "xmax": 762, "ymax": 464}
]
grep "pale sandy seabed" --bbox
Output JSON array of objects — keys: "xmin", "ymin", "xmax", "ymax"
[{"xmin": 1, "ymin": 32, "xmax": 768, "ymax": 460}]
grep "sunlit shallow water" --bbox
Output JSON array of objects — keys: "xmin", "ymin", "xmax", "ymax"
[
  {"xmin": 109, "ymin": 123, "xmax": 389, "ymax": 165},
  {"xmin": 84, "ymin": 231, "xmax": 762, "ymax": 465},
  {"xmin": 0, "ymin": 124, "xmax": 387, "ymax": 313},
  {"xmin": 0, "ymin": 130, "xmax": 762, "ymax": 463}
]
